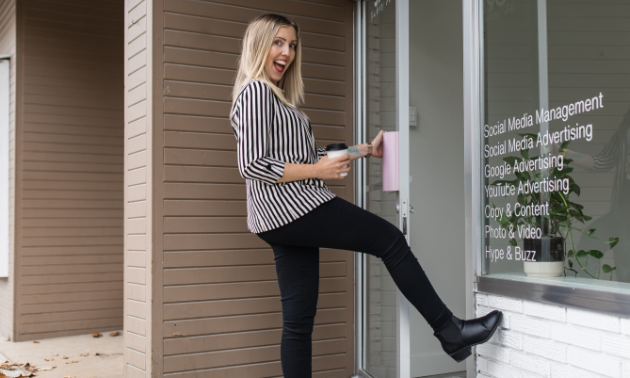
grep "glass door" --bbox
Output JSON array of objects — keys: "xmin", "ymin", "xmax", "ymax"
[
  {"xmin": 358, "ymin": 0, "xmax": 469, "ymax": 377},
  {"xmin": 358, "ymin": 0, "xmax": 411, "ymax": 377}
]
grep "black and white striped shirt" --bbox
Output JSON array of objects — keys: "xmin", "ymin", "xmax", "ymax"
[{"xmin": 231, "ymin": 80, "xmax": 336, "ymax": 233}]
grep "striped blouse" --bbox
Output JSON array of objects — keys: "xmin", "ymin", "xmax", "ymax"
[{"xmin": 231, "ymin": 80, "xmax": 336, "ymax": 233}]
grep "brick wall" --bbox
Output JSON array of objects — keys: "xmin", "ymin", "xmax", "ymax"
[{"xmin": 475, "ymin": 293, "xmax": 630, "ymax": 378}]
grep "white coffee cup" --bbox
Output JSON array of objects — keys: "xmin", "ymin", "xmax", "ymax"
[{"xmin": 326, "ymin": 143, "xmax": 349, "ymax": 177}]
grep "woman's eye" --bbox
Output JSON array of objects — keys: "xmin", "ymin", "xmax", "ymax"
[
  {"xmin": 290, "ymin": 43, "xmax": 296, "ymax": 49},
  {"xmin": 275, "ymin": 40, "xmax": 282, "ymax": 46}
]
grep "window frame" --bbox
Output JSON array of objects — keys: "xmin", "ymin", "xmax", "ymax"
[{"xmin": 464, "ymin": 0, "xmax": 630, "ymax": 316}]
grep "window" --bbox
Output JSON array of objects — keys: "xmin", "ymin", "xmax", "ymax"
[{"xmin": 481, "ymin": 0, "xmax": 630, "ymax": 293}]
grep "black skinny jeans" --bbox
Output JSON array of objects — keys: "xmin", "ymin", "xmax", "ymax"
[{"xmin": 257, "ymin": 197, "xmax": 453, "ymax": 377}]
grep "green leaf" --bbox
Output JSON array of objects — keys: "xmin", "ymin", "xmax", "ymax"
[
  {"xmin": 558, "ymin": 220, "xmax": 570, "ymax": 228},
  {"xmin": 587, "ymin": 228, "xmax": 596, "ymax": 236},
  {"xmin": 518, "ymin": 133, "xmax": 538, "ymax": 141},
  {"xmin": 560, "ymin": 140, "xmax": 571, "ymax": 152},
  {"xmin": 609, "ymin": 237, "xmax": 620, "ymax": 249},
  {"xmin": 568, "ymin": 259, "xmax": 574, "ymax": 268},
  {"xmin": 587, "ymin": 250, "xmax": 604, "ymax": 259},
  {"xmin": 509, "ymin": 238, "xmax": 517, "ymax": 246},
  {"xmin": 503, "ymin": 156, "xmax": 521, "ymax": 165},
  {"xmin": 569, "ymin": 202, "xmax": 584, "ymax": 211},
  {"xmin": 515, "ymin": 172, "xmax": 531, "ymax": 182},
  {"xmin": 570, "ymin": 183, "xmax": 581, "ymax": 196},
  {"xmin": 567, "ymin": 250, "xmax": 574, "ymax": 258},
  {"xmin": 602, "ymin": 264, "xmax": 617, "ymax": 273},
  {"xmin": 576, "ymin": 250, "xmax": 588, "ymax": 258},
  {"xmin": 521, "ymin": 149, "xmax": 530, "ymax": 160}
]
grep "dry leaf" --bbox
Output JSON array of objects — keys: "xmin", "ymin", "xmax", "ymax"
[
  {"xmin": 63, "ymin": 376, "xmax": 76, "ymax": 378},
  {"xmin": 32, "ymin": 341, "xmax": 39, "ymax": 344},
  {"xmin": 169, "ymin": 332, "xmax": 182, "ymax": 338},
  {"xmin": 94, "ymin": 352, "xmax": 102, "ymax": 356},
  {"xmin": 110, "ymin": 331, "xmax": 120, "ymax": 337},
  {"xmin": 61, "ymin": 356, "xmax": 68, "ymax": 360},
  {"xmin": 65, "ymin": 361, "xmax": 78, "ymax": 364},
  {"xmin": 44, "ymin": 359, "xmax": 52, "ymax": 362},
  {"xmin": 92, "ymin": 333, "xmax": 102, "ymax": 338},
  {"xmin": 79, "ymin": 353, "xmax": 89, "ymax": 357},
  {"xmin": 0, "ymin": 370, "xmax": 29, "ymax": 378},
  {"xmin": 38, "ymin": 367, "xmax": 54, "ymax": 372}
]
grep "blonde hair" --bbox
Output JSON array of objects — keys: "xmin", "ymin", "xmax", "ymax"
[{"xmin": 232, "ymin": 14, "xmax": 304, "ymax": 108}]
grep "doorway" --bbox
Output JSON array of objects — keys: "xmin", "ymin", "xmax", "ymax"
[{"xmin": 357, "ymin": 0, "xmax": 467, "ymax": 377}]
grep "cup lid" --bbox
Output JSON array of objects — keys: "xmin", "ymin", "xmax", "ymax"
[{"xmin": 326, "ymin": 143, "xmax": 348, "ymax": 151}]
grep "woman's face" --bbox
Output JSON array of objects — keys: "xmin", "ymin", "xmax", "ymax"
[{"xmin": 265, "ymin": 26, "xmax": 297, "ymax": 86}]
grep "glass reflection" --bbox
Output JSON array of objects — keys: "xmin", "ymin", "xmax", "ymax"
[
  {"xmin": 365, "ymin": 0, "xmax": 398, "ymax": 376},
  {"xmin": 482, "ymin": 0, "xmax": 630, "ymax": 288}
]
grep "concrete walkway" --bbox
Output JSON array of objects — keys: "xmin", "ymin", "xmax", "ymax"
[{"xmin": 0, "ymin": 331, "xmax": 123, "ymax": 378}]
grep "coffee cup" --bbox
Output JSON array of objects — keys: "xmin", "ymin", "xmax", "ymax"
[{"xmin": 326, "ymin": 143, "xmax": 349, "ymax": 177}]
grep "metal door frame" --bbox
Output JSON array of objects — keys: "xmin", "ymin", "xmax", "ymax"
[
  {"xmin": 355, "ymin": 0, "xmax": 478, "ymax": 377},
  {"xmin": 353, "ymin": 0, "xmax": 411, "ymax": 376}
]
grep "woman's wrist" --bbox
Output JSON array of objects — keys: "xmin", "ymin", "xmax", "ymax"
[
  {"xmin": 347, "ymin": 144, "xmax": 368, "ymax": 160},
  {"xmin": 278, "ymin": 162, "xmax": 320, "ymax": 183},
  {"xmin": 310, "ymin": 162, "xmax": 321, "ymax": 179},
  {"xmin": 563, "ymin": 148, "xmax": 572, "ymax": 159}
]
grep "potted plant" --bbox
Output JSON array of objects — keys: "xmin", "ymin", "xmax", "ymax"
[{"xmin": 492, "ymin": 136, "xmax": 619, "ymax": 279}]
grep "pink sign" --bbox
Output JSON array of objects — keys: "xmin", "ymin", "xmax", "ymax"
[{"xmin": 382, "ymin": 131, "xmax": 399, "ymax": 192}]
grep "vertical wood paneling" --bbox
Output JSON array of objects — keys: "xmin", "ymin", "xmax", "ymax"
[
  {"xmin": 0, "ymin": 0, "xmax": 15, "ymax": 341},
  {"xmin": 156, "ymin": 1, "xmax": 355, "ymax": 376},
  {"xmin": 14, "ymin": 0, "xmax": 124, "ymax": 341},
  {"xmin": 125, "ymin": 0, "xmax": 151, "ymax": 377}
]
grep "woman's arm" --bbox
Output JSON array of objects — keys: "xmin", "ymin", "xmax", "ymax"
[
  {"xmin": 564, "ymin": 149, "xmax": 595, "ymax": 170},
  {"xmin": 233, "ymin": 82, "xmax": 286, "ymax": 185},
  {"xmin": 553, "ymin": 128, "xmax": 621, "ymax": 172},
  {"xmin": 347, "ymin": 130, "xmax": 385, "ymax": 160},
  {"xmin": 278, "ymin": 130, "xmax": 385, "ymax": 183},
  {"xmin": 277, "ymin": 154, "xmax": 351, "ymax": 183}
]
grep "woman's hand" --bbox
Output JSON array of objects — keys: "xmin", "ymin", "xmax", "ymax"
[
  {"xmin": 314, "ymin": 155, "xmax": 351, "ymax": 179},
  {"xmin": 371, "ymin": 130, "xmax": 384, "ymax": 158}
]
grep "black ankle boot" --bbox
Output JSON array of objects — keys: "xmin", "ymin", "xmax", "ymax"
[{"xmin": 433, "ymin": 310, "xmax": 503, "ymax": 362}]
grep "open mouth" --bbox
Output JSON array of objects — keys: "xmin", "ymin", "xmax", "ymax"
[{"xmin": 274, "ymin": 60, "xmax": 286, "ymax": 73}]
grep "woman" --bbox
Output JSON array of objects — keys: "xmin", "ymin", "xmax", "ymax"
[{"xmin": 230, "ymin": 13, "xmax": 502, "ymax": 377}]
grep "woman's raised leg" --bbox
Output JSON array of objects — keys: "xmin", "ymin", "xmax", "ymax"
[
  {"xmin": 258, "ymin": 197, "xmax": 502, "ymax": 363},
  {"xmin": 259, "ymin": 197, "xmax": 452, "ymax": 330}
]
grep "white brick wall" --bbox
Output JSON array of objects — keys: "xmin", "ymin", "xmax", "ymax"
[{"xmin": 476, "ymin": 293, "xmax": 630, "ymax": 378}]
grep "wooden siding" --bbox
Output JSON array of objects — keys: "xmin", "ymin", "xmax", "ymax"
[
  {"xmin": 0, "ymin": 0, "xmax": 15, "ymax": 340},
  {"xmin": 14, "ymin": 0, "xmax": 124, "ymax": 341},
  {"xmin": 153, "ymin": 0, "xmax": 355, "ymax": 376},
  {"xmin": 124, "ymin": 0, "xmax": 152, "ymax": 377}
]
